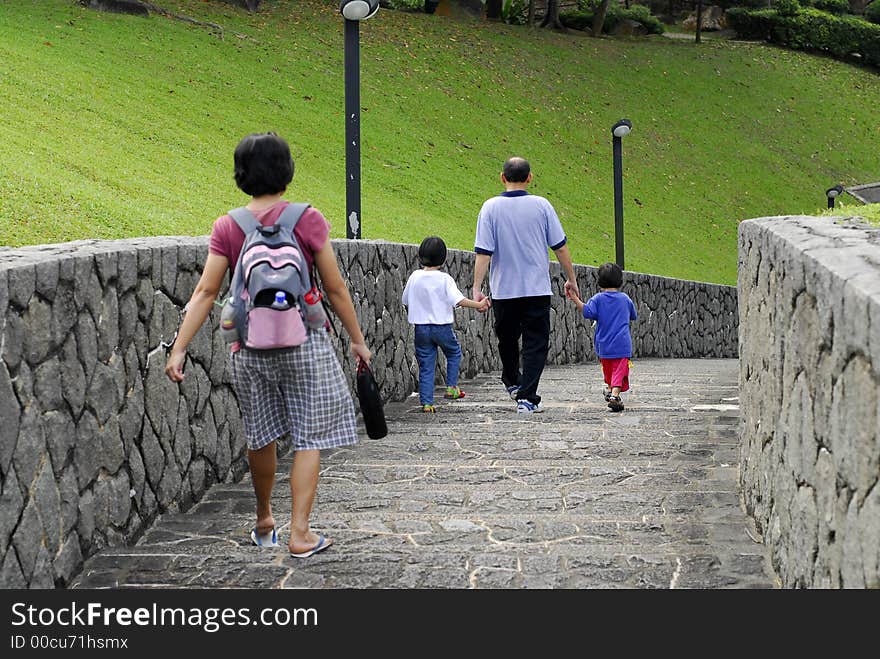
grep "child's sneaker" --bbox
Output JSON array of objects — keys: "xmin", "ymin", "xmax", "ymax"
[
  {"xmin": 607, "ymin": 396, "xmax": 624, "ymax": 413},
  {"xmin": 444, "ymin": 386, "xmax": 465, "ymax": 400},
  {"xmin": 421, "ymin": 404, "xmax": 436, "ymax": 413},
  {"xmin": 516, "ymin": 399, "xmax": 544, "ymax": 414},
  {"xmin": 506, "ymin": 385, "xmax": 520, "ymax": 400}
]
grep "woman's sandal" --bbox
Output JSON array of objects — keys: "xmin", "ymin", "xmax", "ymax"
[{"xmin": 607, "ymin": 395, "xmax": 624, "ymax": 412}]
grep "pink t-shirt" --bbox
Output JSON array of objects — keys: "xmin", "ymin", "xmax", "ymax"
[{"xmin": 208, "ymin": 200, "xmax": 330, "ymax": 279}]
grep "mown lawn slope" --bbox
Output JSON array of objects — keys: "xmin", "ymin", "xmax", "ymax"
[{"xmin": 1, "ymin": 0, "xmax": 877, "ymax": 284}]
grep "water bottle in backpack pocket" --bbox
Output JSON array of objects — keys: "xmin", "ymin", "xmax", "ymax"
[
  {"xmin": 245, "ymin": 290, "xmax": 307, "ymax": 350},
  {"xmin": 303, "ymin": 286, "xmax": 328, "ymax": 330}
]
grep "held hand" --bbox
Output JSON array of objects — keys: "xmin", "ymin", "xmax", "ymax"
[
  {"xmin": 563, "ymin": 279, "xmax": 580, "ymax": 302},
  {"xmin": 478, "ymin": 297, "xmax": 491, "ymax": 313},
  {"xmin": 473, "ymin": 288, "xmax": 491, "ymax": 309},
  {"xmin": 165, "ymin": 350, "xmax": 186, "ymax": 382},
  {"xmin": 351, "ymin": 342, "xmax": 372, "ymax": 367}
]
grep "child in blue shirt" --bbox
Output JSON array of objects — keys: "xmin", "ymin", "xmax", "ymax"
[{"xmin": 567, "ymin": 262, "xmax": 637, "ymax": 412}]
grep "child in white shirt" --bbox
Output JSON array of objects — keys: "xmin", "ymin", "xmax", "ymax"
[{"xmin": 402, "ymin": 236, "xmax": 489, "ymax": 412}]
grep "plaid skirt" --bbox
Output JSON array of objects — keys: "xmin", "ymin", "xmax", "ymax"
[{"xmin": 231, "ymin": 329, "xmax": 359, "ymax": 451}]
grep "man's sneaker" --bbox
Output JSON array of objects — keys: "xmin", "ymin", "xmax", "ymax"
[
  {"xmin": 516, "ymin": 399, "xmax": 544, "ymax": 414},
  {"xmin": 444, "ymin": 386, "xmax": 465, "ymax": 400},
  {"xmin": 506, "ymin": 385, "xmax": 520, "ymax": 401},
  {"xmin": 421, "ymin": 404, "xmax": 436, "ymax": 413},
  {"xmin": 607, "ymin": 396, "xmax": 624, "ymax": 413}
]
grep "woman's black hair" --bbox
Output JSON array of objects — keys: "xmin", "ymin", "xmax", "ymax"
[
  {"xmin": 597, "ymin": 262, "xmax": 623, "ymax": 289},
  {"xmin": 233, "ymin": 132, "xmax": 294, "ymax": 197},
  {"xmin": 418, "ymin": 236, "xmax": 447, "ymax": 267}
]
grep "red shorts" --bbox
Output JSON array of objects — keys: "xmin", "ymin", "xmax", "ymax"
[{"xmin": 600, "ymin": 357, "xmax": 630, "ymax": 392}]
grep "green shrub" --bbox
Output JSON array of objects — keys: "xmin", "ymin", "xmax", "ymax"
[
  {"xmin": 386, "ymin": 0, "xmax": 424, "ymax": 11},
  {"xmin": 866, "ymin": 1, "xmax": 880, "ymax": 25},
  {"xmin": 774, "ymin": 0, "xmax": 801, "ymax": 16},
  {"xmin": 726, "ymin": 7, "xmax": 777, "ymax": 39},
  {"xmin": 561, "ymin": 3, "xmax": 664, "ymax": 35},
  {"xmin": 501, "ymin": 0, "xmax": 530, "ymax": 24},
  {"xmin": 808, "ymin": 0, "xmax": 849, "ymax": 15},
  {"xmin": 621, "ymin": 4, "xmax": 666, "ymax": 34},
  {"xmin": 727, "ymin": 6, "xmax": 880, "ymax": 66}
]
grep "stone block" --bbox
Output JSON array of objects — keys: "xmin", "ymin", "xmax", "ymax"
[
  {"xmin": 60, "ymin": 333, "xmax": 85, "ymax": 416},
  {"xmin": 53, "ymin": 531, "xmax": 83, "ymax": 587},
  {"xmin": 0, "ymin": 465, "xmax": 23, "ymax": 557},
  {"xmin": 34, "ymin": 357, "xmax": 65, "ymax": 411},
  {"xmin": 117, "ymin": 250, "xmax": 138, "ymax": 294},
  {"xmin": 0, "ymin": 361, "xmax": 20, "ymax": 477},
  {"xmin": 0, "ymin": 548, "xmax": 26, "ymax": 588},
  {"xmin": 118, "ymin": 291, "xmax": 138, "ymax": 352},
  {"xmin": 33, "ymin": 461, "xmax": 62, "ymax": 555},
  {"xmin": 140, "ymin": 421, "xmax": 165, "ymax": 490},
  {"xmin": 13, "ymin": 408, "xmax": 44, "ymax": 494},
  {"xmin": 6, "ymin": 264, "xmax": 35, "ymax": 309},
  {"xmin": 2, "ymin": 311, "xmax": 24, "ymax": 373},
  {"xmin": 96, "ymin": 286, "xmax": 119, "ymax": 363},
  {"xmin": 94, "ymin": 251, "xmax": 118, "ymax": 288},
  {"xmin": 59, "ymin": 466, "xmax": 79, "ymax": 535},
  {"xmin": 12, "ymin": 497, "xmax": 43, "ymax": 582},
  {"xmin": 23, "ymin": 296, "xmax": 54, "ymax": 365},
  {"xmin": 34, "ymin": 259, "xmax": 60, "ymax": 302},
  {"xmin": 86, "ymin": 361, "xmax": 120, "ymax": 426}
]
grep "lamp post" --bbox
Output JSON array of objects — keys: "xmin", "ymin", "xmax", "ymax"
[
  {"xmin": 611, "ymin": 119, "xmax": 632, "ymax": 270},
  {"xmin": 826, "ymin": 184, "xmax": 844, "ymax": 209},
  {"xmin": 339, "ymin": 0, "xmax": 379, "ymax": 239}
]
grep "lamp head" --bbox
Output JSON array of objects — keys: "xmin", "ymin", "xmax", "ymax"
[
  {"xmin": 612, "ymin": 119, "xmax": 632, "ymax": 138},
  {"xmin": 826, "ymin": 184, "xmax": 844, "ymax": 199},
  {"xmin": 340, "ymin": 0, "xmax": 379, "ymax": 20}
]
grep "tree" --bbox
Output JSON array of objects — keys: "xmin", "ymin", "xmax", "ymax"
[
  {"xmin": 592, "ymin": 0, "xmax": 611, "ymax": 36},
  {"xmin": 695, "ymin": 0, "xmax": 703, "ymax": 44},
  {"xmin": 540, "ymin": 0, "xmax": 565, "ymax": 28},
  {"xmin": 486, "ymin": 0, "xmax": 502, "ymax": 19}
]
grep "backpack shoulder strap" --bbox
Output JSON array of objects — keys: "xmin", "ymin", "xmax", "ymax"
[
  {"xmin": 274, "ymin": 203, "xmax": 311, "ymax": 233},
  {"xmin": 227, "ymin": 207, "xmax": 261, "ymax": 237}
]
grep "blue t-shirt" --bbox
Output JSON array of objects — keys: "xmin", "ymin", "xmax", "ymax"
[
  {"xmin": 582, "ymin": 291, "xmax": 638, "ymax": 359},
  {"xmin": 474, "ymin": 190, "xmax": 567, "ymax": 299}
]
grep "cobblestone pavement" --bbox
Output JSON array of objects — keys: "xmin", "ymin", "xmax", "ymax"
[{"xmin": 73, "ymin": 359, "xmax": 778, "ymax": 589}]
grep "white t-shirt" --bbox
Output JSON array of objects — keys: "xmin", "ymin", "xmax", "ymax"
[{"xmin": 401, "ymin": 269, "xmax": 466, "ymax": 325}]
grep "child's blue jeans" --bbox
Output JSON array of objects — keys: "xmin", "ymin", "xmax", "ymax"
[{"xmin": 414, "ymin": 323, "xmax": 462, "ymax": 405}]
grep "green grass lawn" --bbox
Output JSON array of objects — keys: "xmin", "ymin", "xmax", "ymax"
[{"xmin": 1, "ymin": 0, "xmax": 878, "ymax": 285}]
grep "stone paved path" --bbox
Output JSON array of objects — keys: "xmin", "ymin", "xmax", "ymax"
[{"xmin": 73, "ymin": 359, "xmax": 778, "ymax": 589}]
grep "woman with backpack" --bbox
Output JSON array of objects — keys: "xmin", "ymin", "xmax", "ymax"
[{"xmin": 165, "ymin": 132, "xmax": 371, "ymax": 558}]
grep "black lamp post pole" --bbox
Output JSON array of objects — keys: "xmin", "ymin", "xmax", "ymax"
[
  {"xmin": 612, "ymin": 134, "xmax": 625, "ymax": 270},
  {"xmin": 344, "ymin": 18, "xmax": 361, "ymax": 239},
  {"xmin": 826, "ymin": 184, "xmax": 844, "ymax": 210}
]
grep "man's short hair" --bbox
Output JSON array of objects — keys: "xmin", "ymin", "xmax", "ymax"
[
  {"xmin": 418, "ymin": 236, "xmax": 447, "ymax": 267},
  {"xmin": 502, "ymin": 157, "xmax": 530, "ymax": 183},
  {"xmin": 598, "ymin": 262, "xmax": 623, "ymax": 289},
  {"xmin": 233, "ymin": 132, "xmax": 294, "ymax": 197}
]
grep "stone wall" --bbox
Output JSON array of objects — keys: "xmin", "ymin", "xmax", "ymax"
[
  {"xmin": 738, "ymin": 215, "xmax": 880, "ymax": 588},
  {"xmin": 0, "ymin": 237, "xmax": 737, "ymax": 588}
]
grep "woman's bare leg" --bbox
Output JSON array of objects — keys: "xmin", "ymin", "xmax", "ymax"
[
  {"xmin": 289, "ymin": 449, "xmax": 331, "ymax": 553},
  {"xmin": 248, "ymin": 443, "xmax": 277, "ymax": 535}
]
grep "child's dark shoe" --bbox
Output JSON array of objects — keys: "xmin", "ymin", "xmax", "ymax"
[{"xmin": 607, "ymin": 395, "xmax": 624, "ymax": 412}]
